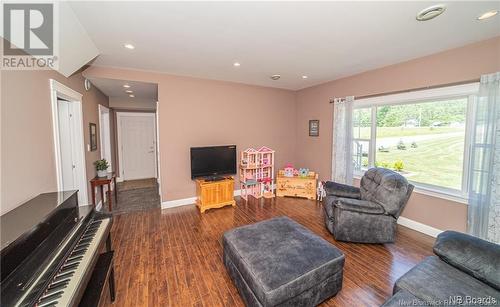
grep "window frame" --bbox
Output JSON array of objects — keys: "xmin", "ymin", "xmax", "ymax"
[
  {"xmin": 352, "ymin": 107, "xmax": 373, "ymax": 172},
  {"xmin": 352, "ymin": 83, "xmax": 479, "ymax": 202}
]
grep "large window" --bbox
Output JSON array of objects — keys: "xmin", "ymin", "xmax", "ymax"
[{"xmin": 353, "ymin": 83, "xmax": 478, "ymax": 198}]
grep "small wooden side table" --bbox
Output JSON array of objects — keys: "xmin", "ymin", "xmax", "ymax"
[{"xmin": 90, "ymin": 172, "xmax": 118, "ymax": 211}]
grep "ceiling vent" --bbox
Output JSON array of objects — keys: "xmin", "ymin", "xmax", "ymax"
[{"xmin": 416, "ymin": 4, "xmax": 446, "ymax": 21}]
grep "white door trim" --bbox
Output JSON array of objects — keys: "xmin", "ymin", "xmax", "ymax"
[
  {"xmin": 50, "ymin": 79, "xmax": 89, "ymax": 206},
  {"xmin": 98, "ymin": 105, "xmax": 112, "ymax": 168},
  {"xmin": 116, "ymin": 112, "xmax": 157, "ymax": 181},
  {"xmin": 98, "ymin": 104, "xmax": 113, "ymax": 201},
  {"xmin": 155, "ymin": 101, "xmax": 162, "ymax": 202}
]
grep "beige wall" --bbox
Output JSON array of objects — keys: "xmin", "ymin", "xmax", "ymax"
[
  {"xmin": 295, "ymin": 36, "xmax": 500, "ymax": 232},
  {"xmin": 1, "ymin": 68, "xmax": 110, "ymax": 215},
  {"xmin": 84, "ymin": 67, "xmax": 297, "ymax": 201}
]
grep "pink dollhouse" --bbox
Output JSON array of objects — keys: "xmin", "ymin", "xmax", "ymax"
[{"xmin": 240, "ymin": 147, "xmax": 275, "ymax": 200}]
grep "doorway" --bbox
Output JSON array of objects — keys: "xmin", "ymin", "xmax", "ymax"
[
  {"xmin": 117, "ymin": 112, "xmax": 157, "ymax": 181},
  {"xmin": 85, "ymin": 77, "xmax": 161, "ymax": 214},
  {"xmin": 50, "ymin": 80, "xmax": 89, "ymax": 205}
]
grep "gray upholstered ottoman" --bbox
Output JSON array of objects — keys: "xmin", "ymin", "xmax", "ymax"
[{"xmin": 223, "ymin": 216, "xmax": 345, "ymax": 306}]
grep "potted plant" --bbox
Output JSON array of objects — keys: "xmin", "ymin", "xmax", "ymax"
[{"xmin": 95, "ymin": 159, "xmax": 109, "ymax": 177}]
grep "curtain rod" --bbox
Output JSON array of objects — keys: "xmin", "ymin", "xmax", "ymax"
[{"xmin": 329, "ymin": 78, "xmax": 480, "ymax": 103}]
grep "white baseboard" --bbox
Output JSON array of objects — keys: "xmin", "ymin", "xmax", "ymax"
[
  {"xmin": 161, "ymin": 189, "xmax": 242, "ymax": 210},
  {"xmin": 116, "ymin": 177, "xmax": 124, "ymax": 183},
  {"xmin": 397, "ymin": 216, "xmax": 443, "ymax": 238},
  {"xmin": 161, "ymin": 196, "xmax": 197, "ymax": 209}
]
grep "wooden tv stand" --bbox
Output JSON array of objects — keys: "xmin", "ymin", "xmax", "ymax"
[{"xmin": 195, "ymin": 177, "xmax": 236, "ymax": 213}]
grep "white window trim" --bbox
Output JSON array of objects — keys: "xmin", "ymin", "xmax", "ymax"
[
  {"xmin": 355, "ymin": 83, "xmax": 479, "ymax": 108},
  {"xmin": 352, "ymin": 82, "xmax": 479, "ymax": 204}
]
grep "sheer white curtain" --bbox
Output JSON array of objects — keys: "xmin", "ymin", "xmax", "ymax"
[
  {"xmin": 331, "ymin": 96, "xmax": 354, "ymax": 184},
  {"xmin": 468, "ymin": 72, "xmax": 500, "ymax": 243}
]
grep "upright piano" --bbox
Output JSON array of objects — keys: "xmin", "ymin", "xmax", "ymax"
[{"xmin": 1, "ymin": 191, "xmax": 115, "ymax": 307}]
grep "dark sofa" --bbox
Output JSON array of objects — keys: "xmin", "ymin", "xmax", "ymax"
[
  {"xmin": 382, "ymin": 231, "xmax": 500, "ymax": 306},
  {"xmin": 323, "ymin": 168, "xmax": 414, "ymax": 243}
]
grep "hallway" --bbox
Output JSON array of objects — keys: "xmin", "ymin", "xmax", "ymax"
[{"xmin": 102, "ymin": 178, "xmax": 160, "ymax": 215}]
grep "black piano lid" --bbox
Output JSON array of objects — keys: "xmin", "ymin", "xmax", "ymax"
[
  {"xmin": 1, "ymin": 190, "xmax": 78, "ymax": 250},
  {"xmin": 0, "ymin": 191, "xmax": 93, "ymax": 284}
]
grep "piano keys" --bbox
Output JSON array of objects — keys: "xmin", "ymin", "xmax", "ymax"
[{"xmin": 0, "ymin": 191, "xmax": 115, "ymax": 307}]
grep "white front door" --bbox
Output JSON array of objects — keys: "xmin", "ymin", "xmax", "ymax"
[{"xmin": 118, "ymin": 113, "xmax": 156, "ymax": 180}]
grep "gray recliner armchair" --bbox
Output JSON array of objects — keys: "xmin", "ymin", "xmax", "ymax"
[{"xmin": 323, "ymin": 168, "xmax": 414, "ymax": 243}]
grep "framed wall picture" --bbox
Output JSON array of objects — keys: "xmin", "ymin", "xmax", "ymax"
[
  {"xmin": 309, "ymin": 120, "xmax": 319, "ymax": 137},
  {"xmin": 89, "ymin": 123, "xmax": 97, "ymax": 151}
]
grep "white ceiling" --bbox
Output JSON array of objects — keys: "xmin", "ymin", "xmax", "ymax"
[
  {"xmin": 88, "ymin": 78, "xmax": 158, "ymax": 100},
  {"xmin": 71, "ymin": 1, "xmax": 500, "ymax": 90}
]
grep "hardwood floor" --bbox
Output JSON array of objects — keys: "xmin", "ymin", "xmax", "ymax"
[{"xmin": 105, "ymin": 196, "xmax": 434, "ymax": 307}]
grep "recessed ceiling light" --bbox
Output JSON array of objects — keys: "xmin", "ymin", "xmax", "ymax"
[
  {"xmin": 270, "ymin": 74, "xmax": 281, "ymax": 80},
  {"xmin": 123, "ymin": 84, "xmax": 130, "ymax": 88},
  {"xmin": 125, "ymin": 90, "xmax": 133, "ymax": 93},
  {"xmin": 124, "ymin": 43, "xmax": 135, "ymax": 50},
  {"xmin": 416, "ymin": 4, "xmax": 446, "ymax": 21},
  {"xmin": 233, "ymin": 62, "xmax": 241, "ymax": 67},
  {"xmin": 302, "ymin": 75, "xmax": 308, "ymax": 79},
  {"xmin": 477, "ymin": 10, "xmax": 498, "ymax": 20},
  {"xmin": 129, "ymin": 94, "xmax": 135, "ymax": 98}
]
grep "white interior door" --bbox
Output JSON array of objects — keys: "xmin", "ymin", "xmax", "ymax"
[
  {"xmin": 118, "ymin": 113, "xmax": 156, "ymax": 180},
  {"xmin": 50, "ymin": 79, "xmax": 88, "ymax": 206},
  {"xmin": 57, "ymin": 100, "xmax": 78, "ymax": 191}
]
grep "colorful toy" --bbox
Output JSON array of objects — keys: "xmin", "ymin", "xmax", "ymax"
[
  {"xmin": 240, "ymin": 146, "xmax": 276, "ymax": 200},
  {"xmin": 299, "ymin": 168, "xmax": 309, "ymax": 178},
  {"xmin": 317, "ymin": 181, "xmax": 326, "ymax": 201},
  {"xmin": 241, "ymin": 148, "xmax": 259, "ymax": 168},
  {"xmin": 284, "ymin": 164, "xmax": 294, "ymax": 177}
]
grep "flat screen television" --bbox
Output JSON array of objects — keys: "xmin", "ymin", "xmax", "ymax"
[{"xmin": 190, "ymin": 145, "xmax": 237, "ymax": 179}]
